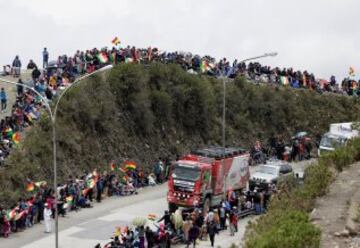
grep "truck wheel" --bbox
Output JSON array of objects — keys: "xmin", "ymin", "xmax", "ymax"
[
  {"xmin": 203, "ymin": 197, "xmax": 211, "ymax": 214},
  {"xmin": 168, "ymin": 202, "xmax": 177, "ymax": 213}
]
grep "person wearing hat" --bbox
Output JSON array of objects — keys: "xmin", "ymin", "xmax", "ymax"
[{"xmin": 43, "ymin": 203, "xmax": 52, "ymax": 233}]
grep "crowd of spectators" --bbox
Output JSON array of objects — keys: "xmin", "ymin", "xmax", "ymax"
[
  {"xmin": 0, "ymin": 159, "xmax": 170, "ymax": 238},
  {"xmin": 0, "ymin": 43, "xmax": 357, "ymax": 244},
  {"xmin": 99, "ymin": 185, "xmax": 275, "ymax": 248}
]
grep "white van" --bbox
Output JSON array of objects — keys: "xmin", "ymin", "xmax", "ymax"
[{"xmin": 318, "ymin": 123, "xmax": 359, "ymax": 156}]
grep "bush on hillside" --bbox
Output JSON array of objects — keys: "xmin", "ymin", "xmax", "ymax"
[{"xmin": 246, "ymin": 209, "xmax": 320, "ymax": 248}]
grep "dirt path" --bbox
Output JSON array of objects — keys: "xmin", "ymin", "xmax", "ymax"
[{"xmin": 312, "ymin": 162, "xmax": 360, "ymax": 248}]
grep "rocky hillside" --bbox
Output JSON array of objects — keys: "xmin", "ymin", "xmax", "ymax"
[{"xmin": 1, "ymin": 63, "xmax": 360, "ymax": 206}]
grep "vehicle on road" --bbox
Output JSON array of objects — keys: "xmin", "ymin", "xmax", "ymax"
[
  {"xmin": 249, "ymin": 160, "xmax": 293, "ymax": 190},
  {"xmin": 318, "ymin": 122, "xmax": 359, "ymax": 156},
  {"xmin": 167, "ymin": 147, "xmax": 250, "ymax": 213}
]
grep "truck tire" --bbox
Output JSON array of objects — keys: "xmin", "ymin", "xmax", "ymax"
[
  {"xmin": 168, "ymin": 202, "xmax": 177, "ymax": 213},
  {"xmin": 203, "ymin": 197, "xmax": 211, "ymax": 214}
]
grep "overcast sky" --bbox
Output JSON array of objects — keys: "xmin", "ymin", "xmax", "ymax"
[{"xmin": 0, "ymin": 0, "xmax": 359, "ymax": 80}]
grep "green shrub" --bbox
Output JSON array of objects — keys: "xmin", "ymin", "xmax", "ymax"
[{"xmin": 246, "ymin": 209, "xmax": 320, "ymax": 248}]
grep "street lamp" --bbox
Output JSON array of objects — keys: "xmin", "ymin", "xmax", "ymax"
[
  {"xmin": 0, "ymin": 64, "xmax": 113, "ymax": 248},
  {"xmin": 221, "ymin": 52, "xmax": 278, "ymax": 194}
]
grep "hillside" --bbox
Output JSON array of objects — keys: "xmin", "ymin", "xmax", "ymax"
[{"xmin": 1, "ymin": 62, "xmax": 360, "ymax": 206}]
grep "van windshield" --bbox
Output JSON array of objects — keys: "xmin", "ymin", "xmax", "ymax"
[
  {"xmin": 172, "ymin": 164, "xmax": 201, "ymax": 181},
  {"xmin": 320, "ymin": 135, "xmax": 345, "ymax": 149},
  {"xmin": 257, "ymin": 165, "xmax": 278, "ymax": 175}
]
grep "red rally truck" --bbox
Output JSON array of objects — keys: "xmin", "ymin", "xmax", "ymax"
[{"xmin": 167, "ymin": 147, "xmax": 250, "ymax": 212}]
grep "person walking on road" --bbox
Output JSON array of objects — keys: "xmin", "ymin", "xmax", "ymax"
[
  {"xmin": 207, "ymin": 220, "xmax": 218, "ymax": 247},
  {"xmin": 43, "ymin": 203, "xmax": 52, "ymax": 233},
  {"xmin": 187, "ymin": 223, "xmax": 200, "ymax": 248},
  {"xmin": 0, "ymin": 88, "xmax": 7, "ymax": 113}
]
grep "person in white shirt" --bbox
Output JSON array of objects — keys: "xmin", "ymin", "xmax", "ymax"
[{"xmin": 43, "ymin": 203, "xmax": 52, "ymax": 233}]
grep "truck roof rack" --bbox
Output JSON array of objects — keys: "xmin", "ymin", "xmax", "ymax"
[{"xmin": 191, "ymin": 147, "xmax": 247, "ymax": 159}]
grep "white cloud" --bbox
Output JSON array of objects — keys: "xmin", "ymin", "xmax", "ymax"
[{"xmin": 0, "ymin": 0, "xmax": 359, "ymax": 80}]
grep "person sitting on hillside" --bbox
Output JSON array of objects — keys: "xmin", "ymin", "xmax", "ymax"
[
  {"xmin": 2, "ymin": 65, "xmax": 11, "ymax": 76},
  {"xmin": 26, "ymin": 60, "xmax": 37, "ymax": 70}
]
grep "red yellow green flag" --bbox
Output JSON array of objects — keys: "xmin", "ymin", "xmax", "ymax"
[
  {"xmin": 86, "ymin": 178, "xmax": 96, "ymax": 189},
  {"xmin": 111, "ymin": 37, "xmax": 121, "ymax": 46},
  {"xmin": 6, "ymin": 209, "xmax": 17, "ymax": 220},
  {"xmin": 26, "ymin": 182, "xmax": 35, "ymax": 192},
  {"xmin": 124, "ymin": 161, "xmax": 137, "ymax": 171},
  {"xmin": 200, "ymin": 60, "xmax": 209, "ymax": 73},
  {"xmin": 12, "ymin": 132, "xmax": 21, "ymax": 145},
  {"xmin": 97, "ymin": 52, "xmax": 109, "ymax": 64},
  {"xmin": 110, "ymin": 162, "xmax": 116, "ymax": 171}
]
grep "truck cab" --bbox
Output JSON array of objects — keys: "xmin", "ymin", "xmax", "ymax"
[
  {"xmin": 167, "ymin": 160, "xmax": 212, "ymax": 212},
  {"xmin": 167, "ymin": 147, "xmax": 250, "ymax": 213}
]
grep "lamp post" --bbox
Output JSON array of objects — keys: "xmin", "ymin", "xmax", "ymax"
[
  {"xmin": 0, "ymin": 64, "xmax": 112, "ymax": 248},
  {"xmin": 221, "ymin": 52, "xmax": 278, "ymax": 194}
]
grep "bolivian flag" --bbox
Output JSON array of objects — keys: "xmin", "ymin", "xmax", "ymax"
[
  {"xmin": 6, "ymin": 209, "xmax": 17, "ymax": 220},
  {"xmin": 110, "ymin": 162, "xmax": 116, "ymax": 171},
  {"xmin": 26, "ymin": 182, "xmax": 35, "ymax": 192},
  {"xmin": 97, "ymin": 52, "xmax": 109, "ymax": 64},
  {"xmin": 111, "ymin": 37, "xmax": 121, "ymax": 46},
  {"xmin": 12, "ymin": 132, "xmax": 21, "ymax": 145},
  {"xmin": 124, "ymin": 161, "xmax": 137, "ymax": 171},
  {"xmin": 15, "ymin": 211, "xmax": 26, "ymax": 221},
  {"xmin": 86, "ymin": 178, "xmax": 96, "ymax": 189},
  {"xmin": 63, "ymin": 195, "xmax": 74, "ymax": 209},
  {"xmin": 4, "ymin": 127, "xmax": 13, "ymax": 139},
  {"xmin": 200, "ymin": 60, "xmax": 210, "ymax": 73}
]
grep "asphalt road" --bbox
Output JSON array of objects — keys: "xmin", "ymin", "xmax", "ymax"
[
  {"xmin": 1, "ymin": 183, "xmax": 251, "ymax": 248},
  {"xmin": 0, "ymin": 159, "xmax": 314, "ymax": 248}
]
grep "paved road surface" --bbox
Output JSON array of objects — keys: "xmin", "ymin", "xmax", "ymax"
[
  {"xmin": 0, "ymin": 158, "xmax": 313, "ymax": 248},
  {"xmin": 1, "ymin": 183, "xmax": 252, "ymax": 248}
]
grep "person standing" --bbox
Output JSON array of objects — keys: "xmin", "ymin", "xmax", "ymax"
[
  {"xmin": 0, "ymin": 88, "xmax": 7, "ymax": 113},
  {"xmin": 207, "ymin": 220, "xmax": 218, "ymax": 247},
  {"xmin": 17, "ymin": 79, "xmax": 24, "ymax": 96},
  {"xmin": 43, "ymin": 48, "xmax": 49, "ymax": 68},
  {"xmin": 145, "ymin": 226, "xmax": 154, "ymax": 248},
  {"xmin": 12, "ymin": 55, "xmax": 22, "ymax": 77},
  {"xmin": 96, "ymin": 177, "xmax": 103, "ymax": 203},
  {"xmin": 43, "ymin": 203, "xmax": 52, "ymax": 233},
  {"xmin": 187, "ymin": 223, "xmax": 200, "ymax": 248},
  {"xmin": 182, "ymin": 216, "xmax": 193, "ymax": 245},
  {"xmin": 154, "ymin": 158, "xmax": 163, "ymax": 184}
]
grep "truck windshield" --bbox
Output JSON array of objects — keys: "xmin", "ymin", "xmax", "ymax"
[
  {"xmin": 320, "ymin": 135, "xmax": 345, "ymax": 149},
  {"xmin": 172, "ymin": 164, "xmax": 201, "ymax": 181},
  {"xmin": 257, "ymin": 166, "xmax": 278, "ymax": 175}
]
